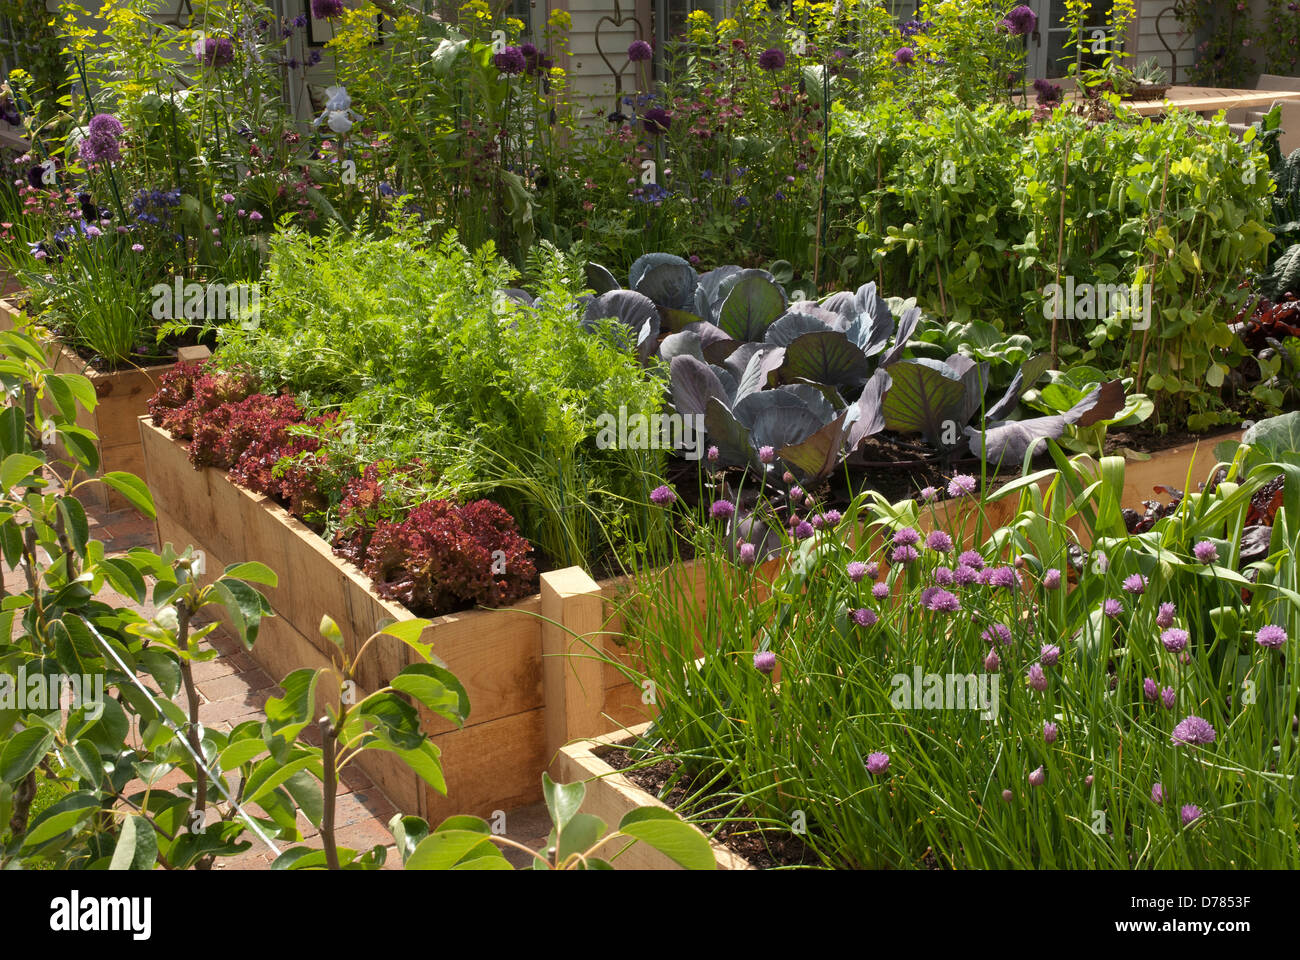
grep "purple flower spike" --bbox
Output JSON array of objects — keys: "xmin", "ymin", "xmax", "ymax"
[
  {"xmin": 1156, "ymin": 602, "xmax": 1176, "ymax": 628},
  {"xmin": 1028, "ymin": 765, "xmax": 1046, "ymax": 786},
  {"xmin": 865, "ymin": 752, "xmax": 890, "ymax": 775},
  {"xmin": 984, "ymin": 648, "xmax": 1001, "ymax": 672},
  {"xmin": 851, "ymin": 607, "xmax": 878, "ymax": 628},
  {"xmin": 1161, "ymin": 687, "xmax": 1176, "ymax": 710},
  {"xmin": 1256, "ymin": 625, "xmax": 1288, "ymax": 649},
  {"xmin": 1043, "ymin": 568, "xmax": 1061, "ymax": 590},
  {"xmin": 847, "ymin": 561, "xmax": 868, "ymax": 583},
  {"xmin": 753, "ymin": 650, "xmax": 776, "ymax": 674},
  {"xmin": 1043, "ymin": 722, "xmax": 1058, "ymax": 744},
  {"xmin": 925, "ymin": 530, "xmax": 953, "ymax": 553},
  {"xmin": 1143, "ymin": 677, "xmax": 1158, "ymax": 701},
  {"xmin": 1171, "ymin": 715, "xmax": 1216, "ymax": 747},
  {"xmin": 1027, "ymin": 663, "xmax": 1048, "ymax": 692},
  {"xmin": 1161, "ymin": 628, "xmax": 1189, "ymax": 653},
  {"xmin": 1151, "ymin": 782, "xmax": 1165, "ymax": 806},
  {"xmin": 650, "ymin": 485, "xmax": 676, "ymax": 506},
  {"xmin": 1193, "ymin": 540, "xmax": 1219, "ymax": 564},
  {"xmin": 1040, "ymin": 644, "xmax": 1061, "ymax": 667},
  {"xmin": 1180, "ymin": 804, "xmax": 1202, "ymax": 826},
  {"xmin": 710, "ymin": 500, "xmax": 735, "ymax": 520},
  {"xmin": 1123, "ymin": 573, "xmax": 1148, "ymax": 595},
  {"xmin": 948, "ymin": 474, "xmax": 977, "ymax": 498}
]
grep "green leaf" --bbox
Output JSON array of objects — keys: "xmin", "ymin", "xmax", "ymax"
[
  {"xmin": 319, "ymin": 614, "xmax": 344, "ymax": 649},
  {"xmin": 242, "ymin": 754, "xmax": 321, "ymax": 807},
  {"xmin": 211, "ymin": 577, "xmax": 272, "ymax": 649},
  {"xmin": 389, "ymin": 813, "xmax": 432, "ymax": 864},
  {"xmin": 222, "ymin": 561, "xmax": 278, "ymax": 587},
  {"xmin": 0, "ymin": 725, "xmax": 57, "ymax": 782},
  {"xmin": 282, "ymin": 768, "xmax": 323, "ymax": 828},
  {"xmin": 102, "ymin": 556, "xmax": 148, "ymax": 603},
  {"xmin": 109, "ymin": 814, "xmax": 159, "ymax": 870},
  {"xmin": 376, "ymin": 619, "xmax": 434, "ymax": 660},
  {"xmin": 406, "ymin": 829, "xmax": 499, "ymax": 870},
  {"xmin": 264, "ymin": 668, "xmax": 319, "ymax": 726},
  {"xmin": 217, "ymin": 738, "xmax": 267, "ymax": 771},
  {"xmin": 57, "ymin": 496, "xmax": 89, "ymax": 557},
  {"xmin": 23, "ymin": 792, "xmax": 100, "ymax": 847},
  {"xmin": 0, "ymin": 453, "xmax": 44, "ymax": 491},
  {"xmin": 65, "ymin": 739, "xmax": 104, "ymax": 787},
  {"xmin": 100, "ymin": 472, "xmax": 156, "ymax": 518},
  {"xmin": 557, "ymin": 812, "xmax": 608, "ymax": 862},
  {"xmin": 391, "ymin": 663, "xmax": 470, "ymax": 726},
  {"xmin": 542, "ymin": 773, "xmax": 585, "ymax": 833},
  {"xmin": 57, "ymin": 426, "xmax": 99, "ymax": 472},
  {"xmin": 617, "ymin": 807, "xmax": 716, "ymax": 870}
]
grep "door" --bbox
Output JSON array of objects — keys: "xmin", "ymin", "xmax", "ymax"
[{"xmin": 1026, "ymin": 0, "xmax": 1114, "ymax": 80}]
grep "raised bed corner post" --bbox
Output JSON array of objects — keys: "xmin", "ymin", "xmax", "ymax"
[{"xmin": 540, "ymin": 566, "xmax": 610, "ymax": 765}]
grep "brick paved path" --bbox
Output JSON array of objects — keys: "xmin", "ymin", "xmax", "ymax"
[{"xmin": 9, "ymin": 500, "xmax": 551, "ymax": 869}]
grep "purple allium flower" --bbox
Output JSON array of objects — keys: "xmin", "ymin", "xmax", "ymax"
[
  {"xmin": 893, "ymin": 46, "xmax": 916, "ymax": 67},
  {"xmin": 738, "ymin": 542, "xmax": 757, "ymax": 565},
  {"xmin": 982, "ymin": 623, "xmax": 1012, "ymax": 646},
  {"xmin": 1002, "ymin": 789, "xmax": 1014, "ymax": 802},
  {"xmin": 1002, "ymin": 4, "xmax": 1038, "ymax": 35},
  {"xmin": 757, "ymin": 445, "xmax": 775, "ymax": 464},
  {"xmin": 248, "ymin": 210, "xmax": 263, "ymax": 222},
  {"xmin": 1151, "ymin": 782, "xmax": 1164, "ymax": 806},
  {"xmin": 923, "ymin": 589, "xmax": 961, "ymax": 614},
  {"xmin": 650, "ymin": 485, "xmax": 676, "ymax": 506},
  {"xmin": 1043, "ymin": 722, "xmax": 1058, "ymax": 744},
  {"xmin": 495, "ymin": 46, "xmax": 527, "ymax": 74},
  {"xmin": 643, "ymin": 107, "xmax": 671, "ymax": 134},
  {"xmin": 710, "ymin": 499, "xmax": 735, "ymax": 520},
  {"xmin": 628, "ymin": 40, "xmax": 653, "ymax": 62},
  {"xmin": 758, "ymin": 47, "xmax": 787, "ymax": 70},
  {"xmin": 221, "ymin": 192, "xmax": 236, "ymax": 203},
  {"xmin": 893, "ymin": 527, "xmax": 921, "ymax": 547},
  {"xmin": 954, "ymin": 564, "xmax": 980, "ymax": 587},
  {"xmin": 1027, "ymin": 663, "xmax": 1048, "ymax": 692},
  {"xmin": 1032, "ymin": 77, "xmax": 1062, "ymax": 104},
  {"xmin": 847, "ymin": 561, "xmax": 868, "ymax": 583},
  {"xmin": 83, "ymin": 224, "xmax": 101, "ymax": 238},
  {"xmin": 852, "ymin": 607, "xmax": 878, "ymax": 628},
  {"xmin": 865, "ymin": 751, "xmax": 890, "ymax": 775},
  {"xmin": 789, "ymin": 485, "xmax": 804, "ymax": 500},
  {"xmin": 933, "ymin": 566, "xmax": 955, "ymax": 586},
  {"xmin": 87, "ymin": 114, "xmax": 123, "ymax": 139},
  {"xmin": 871, "ymin": 582, "xmax": 890, "ymax": 600},
  {"xmin": 987, "ymin": 566, "xmax": 1020, "ymax": 590},
  {"xmin": 1180, "ymin": 804, "xmax": 1202, "ymax": 826},
  {"xmin": 958, "ymin": 550, "xmax": 984, "ymax": 571},
  {"xmin": 199, "ymin": 36, "xmax": 235, "ymax": 68},
  {"xmin": 708, "ymin": 446, "xmax": 720, "ymax": 462},
  {"xmin": 1028, "ymin": 765, "xmax": 1046, "ymax": 787},
  {"xmin": 1171, "ymin": 715, "xmax": 1216, "ymax": 747},
  {"xmin": 1161, "ymin": 628, "xmax": 1189, "ymax": 653},
  {"xmin": 781, "ymin": 470, "xmax": 794, "ymax": 483},
  {"xmin": 130, "ymin": 243, "xmax": 143, "ymax": 252},
  {"xmin": 920, "ymin": 485, "xmax": 938, "ymax": 502},
  {"xmin": 891, "ymin": 544, "xmax": 919, "ymax": 565},
  {"xmin": 1161, "ymin": 687, "xmax": 1176, "ymax": 710},
  {"xmin": 1156, "ymin": 602, "xmax": 1176, "ymax": 628},
  {"xmin": 926, "ymin": 530, "xmax": 953, "ymax": 553},
  {"xmin": 795, "ymin": 520, "xmax": 814, "ymax": 540},
  {"xmin": 1043, "ymin": 568, "xmax": 1062, "ymax": 590},
  {"xmin": 1255, "ymin": 625, "xmax": 1288, "ymax": 649},
  {"xmin": 984, "ymin": 648, "xmax": 1001, "ymax": 672},
  {"xmin": 311, "ymin": 0, "xmax": 345, "ymax": 18},
  {"xmin": 1193, "ymin": 540, "xmax": 1219, "ymax": 564},
  {"xmin": 1123, "ymin": 573, "xmax": 1148, "ymax": 595},
  {"xmin": 865, "ymin": 562, "xmax": 880, "ymax": 580},
  {"xmin": 948, "ymin": 474, "xmax": 977, "ymax": 498},
  {"xmin": 1102, "ymin": 598, "xmax": 1123, "ymax": 619},
  {"xmin": 1040, "ymin": 644, "xmax": 1061, "ymax": 667},
  {"xmin": 822, "ymin": 509, "xmax": 842, "ymax": 526},
  {"xmin": 753, "ymin": 650, "xmax": 776, "ymax": 674},
  {"xmin": 1143, "ymin": 677, "xmax": 1158, "ymax": 701}
]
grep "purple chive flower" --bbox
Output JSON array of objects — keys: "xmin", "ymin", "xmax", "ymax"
[
  {"xmin": 221, "ymin": 192, "xmax": 236, "ymax": 203},
  {"xmin": 758, "ymin": 48, "xmax": 787, "ymax": 70},
  {"xmin": 924, "ymin": 589, "xmax": 961, "ymax": 614},
  {"xmin": 948, "ymin": 474, "xmax": 977, "ymax": 498},
  {"xmin": 1180, "ymin": 804, "xmax": 1202, "ymax": 826},
  {"xmin": 891, "ymin": 544, "xmax": 919, "ymax": 565},
  {"xmin": 982, "ymin": 623, "xmax": 1012, "ymax": 646},
  {"xmin": 984, "ymin": 648, "xmax": 1001, "ymax": 672},
  {"xmin": 311, "ymin": 0, "xmax": 346, "ymax": 18},
  {"xmin": 1161, "ymin": 687, "xmax": 1176, "ymax": 710},
  {"xmin": 794, "ymin": 520, "xmax": 814, "ymax": 540},
  {"xmin": 1002, "ymin": 4, "xmax": 1038, "ymax": 35},
  {"xmin": 1171, "ymin": 715, "xmax": 1216, "ymax": 747},
  {"xmin": 871, "ymin": 582, "xmax": 890, "ymax": 600},
  {"xmin": 753, "ymin": 650, "xmax": 776, "ymax": 674},
  {"xmin": 789, "ymin": 485, "xmax": 805, "ymax": 500},
  {"xmin": 710, "ymin": 500, "xmax": 735, "ymax": 520},
  {"xmin": 865, "ymin": 562, "xmax": 880, "ymax": 580},
  {"xmin": 865, "ymin": 752, "xmax": 890, "ymax": 775},
  {"xmin": 847, "ymin": 561, "xmax": 868, "ymax": 583},
  {"xmin": 781, "ymin": 470, "xmax": 794, "ymax": 484},
  {"xmin": 1156, "ymin": 602, "xmax": 1176, "ymax": 628},
  {"xmin": 1255, "ymin": 625, "xmax": 1288, "ymax": 649},
  {"xmin": 738, "ymin": 542, "xmax": 757, "ymax": 565},
  {"xmin": 987, "ymin": 566, "xmax": 1020, "ymax": 589},
  {"xmin": 1043, "ymin": 568, "xmax": 1062, "ymax": 590},
  {"xmin": 650, "ymin": 485, "xmax": 676, "ymax": 506},
  {"xmin": 1102, "ymin": 598, "xmax": 1123, "ymax": 619},
  {"xmin": 758, "ymin": 445, "xmax": 775, "ymax": 464},
  {"xmin": 822, "ymin": 509, "xmax": 842, "ymax": 526},
  {"xmin": 1040, "ymin": 644, "xmax": 1061, "ymax": 667},
  {"xmin": 954, "ymin": 564, "xmax": 980, "ymax": 587},
  {"xmin": 628, "ymin": 40, "xmax": 653, "ymax": 62},
  {"xmin": 1143, "ymin": 677, "xmax": 1159, "ymax": 701},
  {"xmin": 893, "ymin": 527, "xmax": 921, "ymax": 547},
  {"xmin": 1043, "ymin": 722, "xmax": 1058, "ymax": 744},
  {"xmin": 248, "ymin": 210, "xmax": 263, "ymax": 222},
  {"xmin": 1085, "ymin": 774, "xmax": 1094, "ymax": 787},
  {"xmin": 83, "ymin": 224, "xmax": 101, "ymax": 238},
  {"xmin": 495, "ymin": 46, "xmax": 527, "ymax": 74},
  {"xmin": 1123, "ymin": 573, "xmax": 1148, "ymax": 595},
  {"xmin": 926, "ymin": 530, "xmax": 953, "ymax": 553},
  {"xmin": 1193, "ymin": 540, "xmax": 1219, "ymax": 564},
  {"xmin": 933, "ymin": 566, "xmax": 955, "ymax": 586},
  {"xmin": 958, "ymin": 550, "xmax": 984, "ymax": 571},
  {"xmin": 708, "ymin": 446, "xmax": 720, "ymax": 462},
  {"xmin": 852, "ymin": 607, "xmax": 878, "ymax": 628},
  {"xmin": 893, "ymin": 46, "xmax": 916, "ymax": 67},
  {"xmin": 130, "ymin": 243, "xmax": 144, "ymax": 252},
  {"xmin": 1161, "ymin": 628, "xmax": 1189, "ymax": 653},
  {"xmin": 1028, "ymin": 766, "xmax": 1046, "ymax": 787},
  {"xmin": 1027, "ymin": 663, "xmax": 1048, "ymax": 692},
  {"xmin": 1151, "ymin": 782, "xmax": 1165, "ymax": 806},
  {"xmin": 920, "ymin": 485, "xmax": 938, "ymax": 502},
  {"xmin": 1001, "ymin": 789, "xmax": 1014, "ymax": 802}
]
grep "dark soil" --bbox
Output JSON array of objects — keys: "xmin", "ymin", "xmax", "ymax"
[
  {"xmin": 1105, "ymin": 424, "xmax": 1241, "ymax": 457},
  {"xmin": 597, "ymin": 739, "xmax": 822, "ymax": 869}
]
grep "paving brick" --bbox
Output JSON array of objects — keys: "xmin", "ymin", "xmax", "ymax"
[
  {"xmin": 197, "ymin": 689, "xmax": 272, "ymax": 725},
  {"xmin": 197, "ymin": 668, "xmax": 275, "ymax": 703}
]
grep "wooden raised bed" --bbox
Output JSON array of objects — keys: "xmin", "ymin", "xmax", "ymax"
[
  {"xmin": 0, "ymin": 298, "xmax": 200, "ymax": 512},
  {"xmin": 139, "ymin": 417, "xmax": 651, "ymax": 822},
  {"xmin": 556, "ymin": 723, "xmax": 753, "ymax": 870}
]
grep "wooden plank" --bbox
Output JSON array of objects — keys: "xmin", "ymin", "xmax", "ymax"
[
  {"xmin": 541, "ymin": 567, "xmax": 609, "ymax": 758},
  {"xmin": 422, "ymin": 707, "xmax": 548, "ymax": 822}
]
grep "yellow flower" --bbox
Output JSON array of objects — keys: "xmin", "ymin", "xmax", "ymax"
[
  {"xmin": 717, "ymin": 17, "xmax": 739, "ymax": 37},
  {"xmin": 506, "ymin": 17, "xmax": 524, "ymax": 35},
  {"xmin": 548, "ymin": 8, "xmax": 572, "ymax": 31}
]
